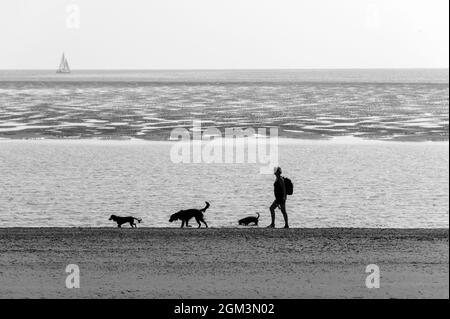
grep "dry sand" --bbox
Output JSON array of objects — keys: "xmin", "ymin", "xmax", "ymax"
[{"xmin": 0, "ymin": 228, "xmax": 448, "ymax": 299}]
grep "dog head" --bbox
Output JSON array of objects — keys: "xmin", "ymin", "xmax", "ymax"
[
  {"xmin": 169, "ymin": 211, "xmax": 182, "ymax": 223},
  {"xmin": 109, "ymin": 215, "xmax": 117, "ymax": 221}
]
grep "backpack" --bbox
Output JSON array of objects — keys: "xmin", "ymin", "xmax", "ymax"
[{"xmin": 283, "ymin": 177, "xmax": 293, "ymax": 195}]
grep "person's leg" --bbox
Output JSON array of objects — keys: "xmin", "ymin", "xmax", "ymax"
[
  {"xmin": 280, "ymin": 201, "xmax": 289, "ymax": 228},
  {"xmin": 268, "ymin": 200, "xmax": 278, "ymax": 227}
]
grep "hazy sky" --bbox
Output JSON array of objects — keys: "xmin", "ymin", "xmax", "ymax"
[{"xmin": 0, "ymin": 0, "xmax": 448, "ymax": 69}]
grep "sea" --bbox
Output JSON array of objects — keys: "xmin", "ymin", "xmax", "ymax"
[{"xmin": 0, "ymin": 69, "xmax": 448, "ymax": 228}]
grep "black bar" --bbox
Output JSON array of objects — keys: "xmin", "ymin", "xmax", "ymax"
[{"xmin": 2, "ymin": 299, "xmax": 448, "ymax": 318}]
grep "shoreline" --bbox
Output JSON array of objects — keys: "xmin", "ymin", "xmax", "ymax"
[
  {"xmin": 0, "ymin": 227, "xmax": 449, "ymax": 230},
  {"xmin": 0, "ymin": 228, "xmax": 448, "ymax": 298},
  {"xmin": 0, "ymin": 135, "xmax": 449, "ymax": 145}
]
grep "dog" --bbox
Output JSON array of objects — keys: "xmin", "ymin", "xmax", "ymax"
[
  {"xmin": 169, "ymin": 202, "xmax": 210, "ymax": 228},
  {"xmin": 238, "ymin": 213, "xmax": 260, "ymax": 226},
  {"xmin": 109, "ymin": 215, "xmax": 142, "ymax": 228}
]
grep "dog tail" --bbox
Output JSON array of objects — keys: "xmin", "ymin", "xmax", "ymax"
[
  {"xmin": 135, "ymin": 217, "xmax": 142, "ymax": 223},
  {"xmin": 256, "ymin": 213, "xmax": 260, "ymax": 219},
  {"xmin": 200, "ymin": 201, "xmax": 210, "ymax": 212}
]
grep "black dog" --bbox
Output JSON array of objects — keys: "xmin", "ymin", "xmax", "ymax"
[
  {"xmin": 109, "ymin": 215, "xmax": 142, "ymax": 228},
  {"xmin": 169, "ymin": 202, "xmax": 210, "ymax": 228},
  {"xmin": 238, "ymin": 213, "xmax": 260, "ymax": 226}
]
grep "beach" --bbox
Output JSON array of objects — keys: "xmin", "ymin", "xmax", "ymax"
[{"xmin": 0, "ymin": 228, "xmax": 448, "ymax": 299}]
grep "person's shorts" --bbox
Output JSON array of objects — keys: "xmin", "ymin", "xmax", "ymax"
[{"xmin": 271, "ymin": 199, "xmax": 286, "ymax": 207}]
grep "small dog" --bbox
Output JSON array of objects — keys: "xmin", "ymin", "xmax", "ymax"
[
  {"xmin": 169, "ymin": 202, "xmax": 210, "ymax": 228},
  {"xmin": 109, "ymin": 215, "xmax": 142, "ymax": 228},
  {"xmin": 238, "ymin": 213, "xmax": 260, "ymax": 226}
]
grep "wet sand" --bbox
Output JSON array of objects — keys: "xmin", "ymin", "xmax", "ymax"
[
  {"xmin": 0, "ymin": 228, "xmax": 448, "ymax": 299},
  {"xmin": 1, "ymin": 70, "xmax": 448, "ymax": 142}
]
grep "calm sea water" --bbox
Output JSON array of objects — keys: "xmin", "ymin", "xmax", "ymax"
[
  {"xmin": 0, "ymin": 70, "xmax": 448, "ymax": 228},
  {"xmin": 0, "ymin": 139, "xmax": 448, "ymax": 228}
]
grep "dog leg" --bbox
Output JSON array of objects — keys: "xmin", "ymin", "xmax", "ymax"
[
  {"xmin": 181, "ymin": 220, "xmax": 185, "ymax": 228},
  {"xmin": 202, "ymin": 219, "xmax": 208, "ymax": 228}
]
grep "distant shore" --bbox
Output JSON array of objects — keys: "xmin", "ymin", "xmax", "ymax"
[{"xmin": 0, "ymin": 228, "xmax": 448, "ymax": 298}]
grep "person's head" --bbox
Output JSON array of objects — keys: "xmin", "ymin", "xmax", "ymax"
[{"xmin": 274, "ymin": 166, "xmax": 282, "ymax": 176}]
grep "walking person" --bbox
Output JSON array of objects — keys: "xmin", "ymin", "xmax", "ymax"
[{"xmin": 268, "ymin": 166, "xmax": 289, "ymax": 228}]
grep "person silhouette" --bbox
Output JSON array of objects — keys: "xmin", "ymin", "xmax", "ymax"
[{"xmin": 267, "ymin": 166, "xmax": 289, "ymax": 228}]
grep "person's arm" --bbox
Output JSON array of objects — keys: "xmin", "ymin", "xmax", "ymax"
[
  {"xmin": 280, "ymin": 177, "xmax": 287, "ymax": 200},
  {"xmin": 276, "ymin": 177, "xmax": 286, "ymax": 200}
]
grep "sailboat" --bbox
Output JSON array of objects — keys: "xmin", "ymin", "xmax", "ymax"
[{"xmin": 56, "ymin": 53, "xmax": 71, "ymax": 73}]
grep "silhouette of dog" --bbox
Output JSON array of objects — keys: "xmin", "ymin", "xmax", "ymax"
[
  {"xmin": 238, "ymin": 213, "xmax": 260, "ymax": 226},
  {"xmin": 109, "ymin": 215, "xmax": 142, "ymax": 228},
  {"xmin": 169, "ymin": 202, "xmax": 210, "ymax": 228}
]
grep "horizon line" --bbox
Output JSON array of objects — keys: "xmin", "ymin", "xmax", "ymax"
[{"xmin": 0, "ymin": 67, "xmax": 449, "ymax": 71}]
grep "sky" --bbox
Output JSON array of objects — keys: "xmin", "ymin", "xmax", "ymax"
[{"xmin": 0, "ymin": 0, "xmax": 448, "ymax": 69}]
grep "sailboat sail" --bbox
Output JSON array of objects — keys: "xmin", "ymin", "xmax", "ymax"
[{"xmin": 57, "ymin": 53, "xmax": 70, "ymax": 73}]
